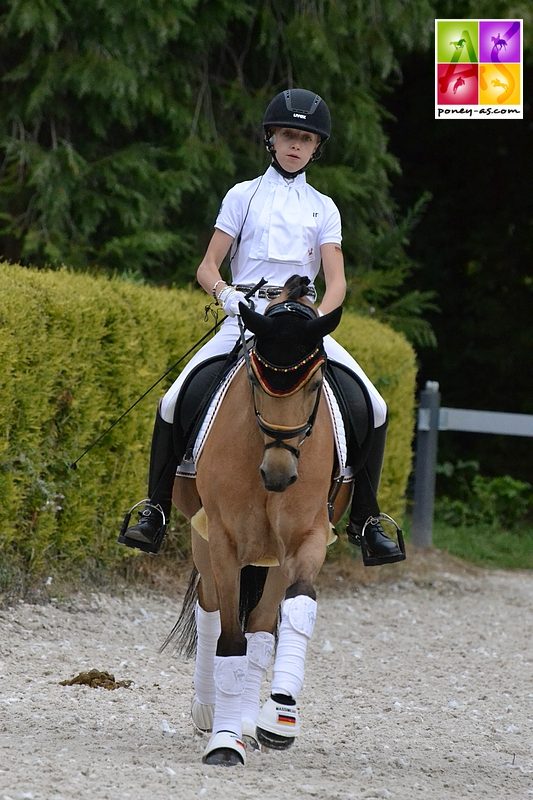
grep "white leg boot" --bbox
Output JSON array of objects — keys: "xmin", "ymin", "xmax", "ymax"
[
  {"xmin": 203, "ymin": 654, "xmax": 248, "ymax": 766},
  {"xmin": 191, "ymin": 602, "xmax": 220, "ymax": 733},
  {"xmin": 256, "ymin": 595, "xmax": 317, "ymax": 748},
  {"xmin": 241, "ymin": 632, "xmax": 275, "ymax": 748}
]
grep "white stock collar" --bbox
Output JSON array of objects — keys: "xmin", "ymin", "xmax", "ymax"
[{"xmin": 265, "ymin": 164, "xmax": 307, "ymax": 187}]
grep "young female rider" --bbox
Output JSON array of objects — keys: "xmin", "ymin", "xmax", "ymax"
[{"xmin": 118, "ymin": 88, "xmax": 403, "ymax": 564}]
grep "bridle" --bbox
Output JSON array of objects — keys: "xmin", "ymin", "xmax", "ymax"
[
  {"xmin": 239, "ymin": 302, "xmax": 327, "ymax": 459},
  {"xmin": 252, "ymin": 350, "xmax": 325, "ymax": 458}
]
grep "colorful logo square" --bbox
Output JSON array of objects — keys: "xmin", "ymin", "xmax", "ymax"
[
  {"xmin": 479, "ymin": 63, "xmax": 521, "ymax": 105},
  {"xmin": 437, "ymin": 64, "xmax": 478, "ymax": 104},
  {"xmin": 437, "ymin": 20, "xmax": 479, "ymax": 63},
  {"xmin": 479, "ymin": 21, "xmax": 521, "ymax": 63},
  {"xmin": 435, "ymin": 19, "xmax": 523, "ymax": 119}
]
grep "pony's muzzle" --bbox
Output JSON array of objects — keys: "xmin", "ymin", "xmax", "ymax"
[
  {"xmin": 261, "ymin": 470, "xmax": 298, "ymax": 492},
  {"xmin": 260, "ymin": 450, "xmax": 298, "ymax": 492}
]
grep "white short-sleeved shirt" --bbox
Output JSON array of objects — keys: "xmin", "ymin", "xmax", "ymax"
[
  {"xmin": 215, "ymin": 165, "xmax": 342, "ymax": 286},
  {"xmin": 160, "ymin": 165, "xmax": 387, "ymax": 427}
]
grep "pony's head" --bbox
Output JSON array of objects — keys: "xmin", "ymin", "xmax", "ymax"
[{"xmin": 239, "ymin": 275, "xmax": 342, "ymax": 492}]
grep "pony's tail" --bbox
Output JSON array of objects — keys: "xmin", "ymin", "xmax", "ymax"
[
  {"xmin": 160, "ymin": 565, "xmax": 270, "ymax": 657},
  {"xmin": 159, "ymin": 566, "xmax": 200, "ymax": 657},
  {"xmin": 239, "ymin": 565, "xmax": 269, "ymax": 630}
]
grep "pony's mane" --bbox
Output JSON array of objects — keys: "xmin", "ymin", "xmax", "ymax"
[{"xmin": 284, "ymin": 275, "xmax": 311, "ymax": 301}]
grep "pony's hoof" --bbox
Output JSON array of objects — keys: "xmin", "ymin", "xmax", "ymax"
[
  {"xmin": 203, "ymin": 748, "xmax": 244, "ymax": 766},
  {"xmin": 191, "ymin": 697, "xmax": 214, "ymax": 733},
  {"xmin": 256, "ymin": 726, "xmax": 295, "ymax": 750},
  {"xmin": 202, "ymin": 731, "xmax": 246, "ymax": 767},
  {"xmin": 243, "ymin": 734, "xmax": 261, "ymax": 752},
  {"xmin": 255, "ymin": 696, "xmax": 300, "ymax": 749},
  {"xmin": 242, "ymin": 718, "xmax": 261, "ymax": 752}
]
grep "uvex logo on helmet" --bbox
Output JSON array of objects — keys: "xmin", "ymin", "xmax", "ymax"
[{"xmin": 293, "ymin": 113, "xmax": 307, "ymax": 119}]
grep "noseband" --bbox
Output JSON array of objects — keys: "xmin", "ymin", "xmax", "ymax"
[{"xmin": 242, "ymin": 302, "xmax": 326, "ymax": 459}]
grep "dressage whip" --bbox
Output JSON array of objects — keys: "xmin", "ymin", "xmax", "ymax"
[{"xmin": 70, "ymin": 278, "xmax": 267, "ymax": 469}]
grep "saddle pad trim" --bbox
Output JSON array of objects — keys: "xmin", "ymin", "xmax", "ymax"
[
  {"xmin": 323, "ymin": 379, "xmax": 353, "ymax": 481},
  {"xmin": 176, "ymin": 359, "xmax": 244, "ymax": 477}
]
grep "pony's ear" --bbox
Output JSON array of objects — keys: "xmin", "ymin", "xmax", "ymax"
[
  {"xmin": 239, "ymin": 302, "xmax": 276, "ymax": 336},
  {"xmin": 306, "ymin": 305, "xmax": 342, "ymax": 339}
]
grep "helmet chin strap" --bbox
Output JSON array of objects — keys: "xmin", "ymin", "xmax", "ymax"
[
  {"xmin": 270, "ymin": 156, "xmax": 310, "ymax": 179},
  {"xmin": 264, "ymin": 134, "xmax": 323, "ymax": 179}
]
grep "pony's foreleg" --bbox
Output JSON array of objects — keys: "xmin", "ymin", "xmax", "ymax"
[
  {"xmin": 241, "ymin": 567, "xmax": 287, "ymax": 744},
  {"xmin": 256, "ymin": 584, "xmax": 317, "ymax": 749},
  {"xmin": 241, "ymin": 632, "xmax": 275, "ymax": 747},
  {"xmin": 256, "ymin": 537, "xmax": 326, "ymax": 750},
  {"xmin": 271, "ymin": 581, "xmax": 317, "ymax": 703}
]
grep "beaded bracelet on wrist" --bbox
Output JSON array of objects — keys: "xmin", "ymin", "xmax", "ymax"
[{"xmin": 211, "ymin": 279, "xmax": 227, "ymax": 300}]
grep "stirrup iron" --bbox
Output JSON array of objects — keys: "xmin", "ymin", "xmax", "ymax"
[
  {"xmin": 360, "ymin": 513, "xmax": 406, "ymax": 567},
  {"xmin": 117, "ymin": 499, "xmax": 166, "ymax": 554}
]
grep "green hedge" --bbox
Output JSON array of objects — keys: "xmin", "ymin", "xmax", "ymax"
[
  {"xmin": 0, "ymin": 262, "xmax": 416, "ymax": 584},
  {"xmin": 335, "ymin": 311, "xmax": 417, "ymax": 522}
]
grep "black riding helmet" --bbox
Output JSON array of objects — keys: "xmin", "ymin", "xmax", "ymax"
[{"xmin": 263, "ymin": 88, "xmax": 331, "ymax": 177}]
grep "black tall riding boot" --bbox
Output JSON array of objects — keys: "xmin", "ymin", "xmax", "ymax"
[
  {"xmin": 117, "ymin": 408, "xmax": 179, "ymax": 554},
  {"xmin": 346, "ymin": 420, "xmax": 405, "ymax": 565}
]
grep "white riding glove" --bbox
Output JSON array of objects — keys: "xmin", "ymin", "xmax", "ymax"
[{"xmin": 217, "ymin": 286, "xmax": 249, "ymax": 317}]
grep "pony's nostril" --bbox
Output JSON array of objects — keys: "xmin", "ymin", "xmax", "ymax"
[{"xmin": 288, "ymin": 474, "xmax": 297, "ymax": 486}]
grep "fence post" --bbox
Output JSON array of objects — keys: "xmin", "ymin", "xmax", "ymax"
[{"xmin": 412, "ymin": 381, "xmax": 441, "ymax": 548}]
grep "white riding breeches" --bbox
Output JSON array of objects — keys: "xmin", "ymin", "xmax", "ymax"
[{"xmin": 159, "ymin": 304, "xmax": 387, "ymax": 427}]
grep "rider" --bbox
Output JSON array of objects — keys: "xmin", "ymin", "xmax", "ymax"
[{"xmin": 118, "ymin": 88, "xmax": 403, "ymax": 564}]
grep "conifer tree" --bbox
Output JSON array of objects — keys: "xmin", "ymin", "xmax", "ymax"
[{"xmin": 0, "ymin": 0, "xmax": 435, "ymax": 342}]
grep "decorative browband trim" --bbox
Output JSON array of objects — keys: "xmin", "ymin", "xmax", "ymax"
[
  {"xmin": 250, "ymin": 349, "xmax": 326, "ymax": 397},
  {"xmin": 253, "ymin": 347, "xmax": 321, "ymax": 373}
]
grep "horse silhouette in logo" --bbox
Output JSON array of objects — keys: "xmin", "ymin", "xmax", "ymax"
[
  {"xmin": 453, "ymin": 76, "xmax": 466, "ymax": 94},
  {"xmin": 491, "ymin": 34, "xmax": 507, "ymax": 52},
  {"xmin": 492, "ymin": 78, "xmax": 509, "ymax": 92},
  {"xmin": 450, "ymin": 38, "xmax": 466, "ymax": 50}
]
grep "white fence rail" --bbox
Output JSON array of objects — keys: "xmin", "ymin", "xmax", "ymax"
[{"xmin": 411, "ymin": 381, "xmax": 533, "ymax": 548}]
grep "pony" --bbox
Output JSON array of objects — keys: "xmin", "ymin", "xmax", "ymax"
[{"xmin": 164, "ymin": 276, "xmax": 356, "ymax": 766}]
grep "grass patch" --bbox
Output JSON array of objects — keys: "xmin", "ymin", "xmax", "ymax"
[{"xmin": 427, "ymin": 518, "xmax": 533, "ymax": 570}]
